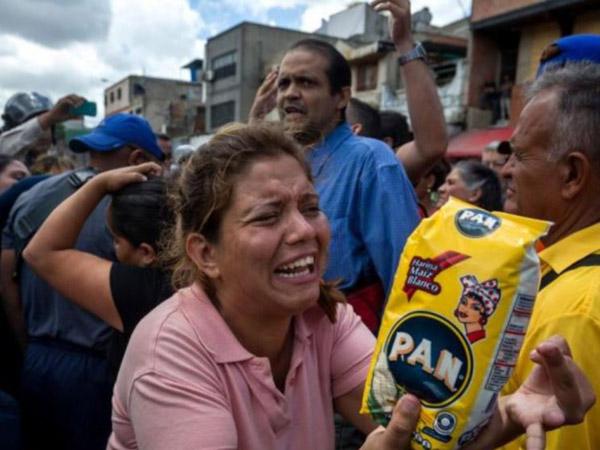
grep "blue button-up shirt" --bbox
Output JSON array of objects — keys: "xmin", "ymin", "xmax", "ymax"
[{"xmin": 307, "ymin": 123, "xmax": 419, "ymax": 298}]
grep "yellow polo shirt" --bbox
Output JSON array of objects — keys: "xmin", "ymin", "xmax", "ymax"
[{"xmin": 500, "ymin": 222, "xmax": 600, "ymax": 450}]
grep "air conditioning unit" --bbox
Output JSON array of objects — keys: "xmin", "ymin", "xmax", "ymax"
[{"xmin": 202, "ymin": 70, "xmax": 215, "ymax": 82}]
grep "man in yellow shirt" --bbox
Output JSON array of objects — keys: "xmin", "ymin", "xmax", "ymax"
[{"xmin": 500, "ymin": 62, "xmax": 600, "ymax": 449}]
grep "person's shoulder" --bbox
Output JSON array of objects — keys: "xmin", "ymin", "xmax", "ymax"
[
  {"xmin": 131, "ymin": 289, "xmax": 190, "ymax": 341},
  {"xmin": 344, "ymin": 134, "xmax": 399, "ymax": 165},
  {"xmin": 13, "ymin": 171, "xmax": 72, "ymax": 208},
  {"xmin": 536, "ymin": 262, "xmax": 600, "ymax": 324},
  {"xmin": 130, "ymin": 286, "xmax": 216, "ymax": 361}
]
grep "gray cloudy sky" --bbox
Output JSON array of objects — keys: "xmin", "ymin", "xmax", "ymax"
[{"xmin": 0, "ymin": 0, "xmax": 471, "ymax": 127}]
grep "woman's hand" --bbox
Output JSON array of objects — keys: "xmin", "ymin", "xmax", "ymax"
[
  {"xmin": 504, "ymin": 335, "xmax": 595, "ymax": 449},
  {"xmin": 93, "ymin": 162, "xmax": 162, "ymax": 193},
  {"xmin": 249, "ymin": 67, "xmax": 279, "ymax": 124},
  {"xmin": 360, "ymin": 394, "xmax": 421, "ymax": 450}
]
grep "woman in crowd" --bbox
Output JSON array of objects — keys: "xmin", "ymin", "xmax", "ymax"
[
  {"xmin": 105, "ymin": 123, "xmax": 593, "ymax": 450},
  {"xmin": 23, "ymin": 163, "xmax": 174, "ymax": 372},
  {"xmin": 0, "ymin": 154, "xmax": 29, "ymax": 194},
  {"xmin": 438, "ymin": 159, "xmax": 503, "ymax": 211}
]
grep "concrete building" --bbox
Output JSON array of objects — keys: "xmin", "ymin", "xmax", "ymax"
[
  {"xmin": 203, "ymin": 22, "xmax": 338, "ymax": 131},
  {"xmin": 316, "ymin": 1, "xmax": 388, "ymax": 42},
  {"xmin": 467, "ymin": 0, "xmax": 600, "ymax": 129},
  {"xmin": 104, "ymin": 75, "xmax": 205, "ymax": 138},
  {"xmin": 334, "ymin": 8, "xmax": 469, "ymax": 131}
]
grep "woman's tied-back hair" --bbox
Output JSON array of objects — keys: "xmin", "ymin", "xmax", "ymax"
[
  {"xmin": 109, "ymin": 177, "xmax": 174, "ymax": 256},
  {"xmin": 164, "ymin": 122, "xmax": 344, "ymax": 322}
]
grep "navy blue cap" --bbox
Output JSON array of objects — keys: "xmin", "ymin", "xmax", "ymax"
[
  {"xmin": 537, "ymin": 34, "xmax": 600, "ymax": 77},
  {"xmin": 69, "ymin": 113, "xmax": 165, "ymax": 161}
]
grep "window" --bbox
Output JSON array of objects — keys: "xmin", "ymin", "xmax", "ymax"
[
  {"xmin": 212, "ymin": 51, "xmax": 237, "ymax": 81},
  {"xmin": 211, "ymin": 101, "xmax": 235, "ymax": 128},
  {"xmin": 109, "ymin": 91, "xmax": 114, "ymax": 103},
  {"xmin": 104, "ymin": 95, "xmax": 108, "ymax": 106},
  {"xmin": 117, "ymin": 87, "xmax": 122, "ymax": 100},
  {"xmin": 356, "ymin": 64, "xmax": 378, "ymax": 91},
  {"xmin": 432, "ymin": 62, "xmax": 457, "ymax": 87}
]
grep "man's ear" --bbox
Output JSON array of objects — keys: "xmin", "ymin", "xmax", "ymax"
[
  {"xmin": 559, "ymin": 151, "xmax": 589, "ymax": 200},
  {"xmin": 136, "ymin": 243, "xmax": 157, "ymax": 268},
  {"xmin": 128, "ymin": 148, "xmax": 151, "ymax": 166},
  {"xmin": 337, "ymin": 86, "xmax": 351, "ymax": 111},
  {"xmin": 186, "ymin": 233, "xmax": 220, "ymax": 279},
  {"xmin": 350, "ymin": 122, "xmax": 363, "ymax": 135}
]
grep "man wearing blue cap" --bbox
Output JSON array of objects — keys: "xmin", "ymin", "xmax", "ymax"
[
  {"xmin": 0, "ymin": 113, "xmax": 164, "ymax": 450},
  {"xmin": 537, "ymin": 34, "xmax": 600, "ymax": 76}
]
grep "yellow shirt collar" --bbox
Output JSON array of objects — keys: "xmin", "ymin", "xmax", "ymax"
[{"xmin": 539, "ymin": 222, "xmax": 600, "ymax": 274}]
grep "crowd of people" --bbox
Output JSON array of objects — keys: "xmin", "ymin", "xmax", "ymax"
[{"xmin": 0, "ymin": 1, "xmax": 599, "ymax": 449}]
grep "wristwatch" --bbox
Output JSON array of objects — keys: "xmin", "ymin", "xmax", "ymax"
[{"xmin": 398, "ymin": 42, "xmax": 427, "ymax": 66}]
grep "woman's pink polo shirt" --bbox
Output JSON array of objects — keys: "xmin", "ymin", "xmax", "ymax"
[{"xmin": 108, "ymin": 284, "xmax": 375, "ymax": 450}]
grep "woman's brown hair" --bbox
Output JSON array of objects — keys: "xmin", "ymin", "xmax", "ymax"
[{"xmin": 163, "ymin": 122, "xmax": 344, "ymax": 322}]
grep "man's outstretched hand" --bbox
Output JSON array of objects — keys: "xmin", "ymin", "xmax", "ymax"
[
  {"xmin": 505, "ymin": 335, "xmax": 595, "ymax": 449},
  {"xmin": 466, "ymin": 335, "xmax": 595, "ymax": 450}
]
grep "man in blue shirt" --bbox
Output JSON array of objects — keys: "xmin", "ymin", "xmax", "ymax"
[
  {"xmin": 250, "ymin": 0, "xmax": 447, "ymax": 333},
  {"xmin": 0, "ymin": 113, "xmax": 165, "ymax": 450}
]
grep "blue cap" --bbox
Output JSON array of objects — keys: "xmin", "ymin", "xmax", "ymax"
[
  {"xmin": 537, "ymin": 34, "xmax": 600, "ymax": 77},
  {"xmin": 69, "ymin": 113, "xmax": 165, "ymax": 161}
]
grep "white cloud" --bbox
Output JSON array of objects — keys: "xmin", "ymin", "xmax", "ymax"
[{"xmin": 0, "ymin": 0, "xmax": 205, "ymax": 126}]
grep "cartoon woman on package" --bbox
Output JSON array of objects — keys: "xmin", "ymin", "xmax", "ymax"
[{"xmin": 454, "ymin": 275, "xmax": 500, "ymax": 344}]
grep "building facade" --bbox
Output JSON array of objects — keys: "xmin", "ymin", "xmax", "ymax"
[
  {"xmin": 104, "ymin": 75, "xmax": 205, "ymax": 137},
  {"xmin": 468, "ymin": 0, "xmax": 600, "ymax": 128},
  {"xmin": 335, "ymin": 9, "xmax": 469, "ymax": 131}
]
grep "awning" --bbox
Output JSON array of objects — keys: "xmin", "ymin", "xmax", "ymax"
[{"xmin": 447, "ymin": 126, "xmax": 514, "ymax": 159}]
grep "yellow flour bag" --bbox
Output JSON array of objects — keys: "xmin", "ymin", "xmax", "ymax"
[{"xmin": 361, "ymin": 197, "xmax": 551, "ymax": 449}]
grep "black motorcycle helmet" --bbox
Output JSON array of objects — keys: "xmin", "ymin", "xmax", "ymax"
[{"xmin": 1, "ymin": 92, "xmax": 53, "ymax": 132}]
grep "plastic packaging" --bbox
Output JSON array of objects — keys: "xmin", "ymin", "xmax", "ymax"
[{"xmin": 361, "ymin": 197, "xmax": 551, "ymax": 449}]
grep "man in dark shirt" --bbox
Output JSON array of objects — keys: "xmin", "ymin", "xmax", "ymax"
[{"xmin": 1, "ymin": 113, "xmax": 164, "ymax": 450}]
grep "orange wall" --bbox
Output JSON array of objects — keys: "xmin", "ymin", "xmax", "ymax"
[{"xmin": 574, "ymin": 10, "xmax": 600, "ymax": 34}]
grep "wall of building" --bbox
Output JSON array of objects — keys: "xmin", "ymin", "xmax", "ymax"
[
  {"xmin": 141, "ymin": 78, "xmax": 203, "ymax": 136},
  {"xmin": 104, "ymin": 76, "xmax": 204, "ymax": 137},
  {"xmin": 515, "ymin": 21, "xmax": 561, "ymax": 83},
  {"xmin": 574, "ymin": 9, "xmax": 600, "ymax": 33},
  {"xmin": 468, "ymin": 1, "xmax": 600, "ymax": 129},
  {"xmin": 205, "ymin": 26, "xmax": 243, "ymax": 131},
  {"xmin": 471, "ymin": 0, "xmax": 541, "ymax": 23},
  {"xmin": 467, "ymin": 33, "xmax": 500, "ymax": 107},
  {"xmin": 105, "ymin": 79, "xmax": 131, "ymax": 115}
]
